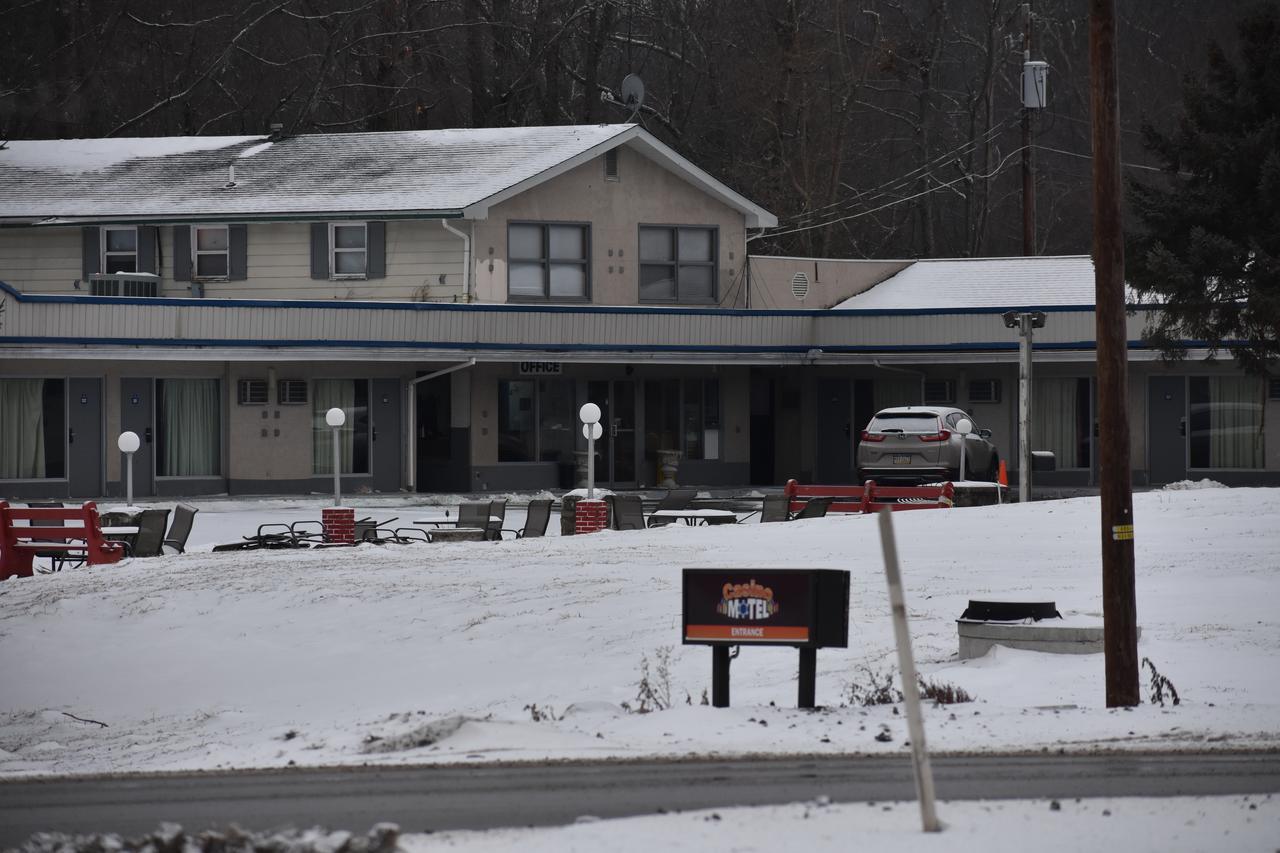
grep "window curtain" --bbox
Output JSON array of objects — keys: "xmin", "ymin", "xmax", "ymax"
[
  {"xmin": 1209, "ymin": 377, "xmax": 1263, "ymax": 468},
  {"xmin": 314, "ymin": 379, "xmax": 355, "ymax": 474},
  {"xmin": 874, "ymin": 378, "xmax": 920, "ymax": 410},
  {"xmin": 161, "ymin": 379, "xmax": 220, "ymax": 476},
  {"xmin": 0, "ymin": 379, "xmax": 46, "ymax": 478},
  {"xmin": 1033, "ymin": 378, "xmax": 1078, "ymax": 469}
]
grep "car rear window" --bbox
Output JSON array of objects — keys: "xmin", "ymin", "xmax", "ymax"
[{"xmin": 868, "ymin": 413, "xmax": 940, "ymax": 433}]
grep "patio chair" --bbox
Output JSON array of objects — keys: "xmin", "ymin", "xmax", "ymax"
[
  {"xmin": 500, "ymin": 499, "xmax": 552, "ymax": 539},
  {"xmin": 456, "ymin": 502, "xmax": 490, "ymax": 530},
  {"xmin": 130, "ymin": 508, "xmax": 172, "ymax": 558},
  {"xmin": 355, "ymin": 515, "xmax": 401, "ymax": 544},
  {"xmin": 162, "ymin": 504, "xmax": 199, "ymax": 554},
  {"xmin": 791, "ymin": 497, "xmax": 833, "ymax": 521},
  {"xmin": 607, "ymin": 494, "xmax": 647, "ymax": 531},
  {"xmin": 761, "ymin": 494, "xmax": 792, "ymax": 522},
  {"xmin": 486, "ymin": 499, "xmax": 507, "ymax": 541},
  {"xmin": 647, "ymin": 489, "xmax": 697, "ymax": 527}
]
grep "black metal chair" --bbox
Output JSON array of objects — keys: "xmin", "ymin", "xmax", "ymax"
[
  {"xmin": 762, "ymin": 494, "xmax": 792, "ymax": 522},
  {"xmin": 500, "ymin": 499, "xmax": 552, "ymax": 539},
  {"xmin": 791, "ymin": 497, "xmax": 833, "ymax": 520},
  {"xmin": 647, "ymin": 489, "xmax": 697, "ymax": 527},
  {"xmin": 162, "ymin": 504, "xmax": 199, "ymax": 554},
  {"xmin": 486, "ymin": 499, "xmax": 507, "ymax": 541},
  {"xmin": 456, "ymin": 502, "xmax": 490, "ymax": 530},
  {"xmin": 130, "ymin": 509, "xmax": 172, "ymax": 557},
  {"xmin": 607, "ymin": 494, "xmax": 647, "ymax": 531}
]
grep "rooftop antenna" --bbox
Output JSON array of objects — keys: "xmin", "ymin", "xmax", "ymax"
[{"xmin": 601, "ymin": 74, "xmax": 646, "ymax": 123}]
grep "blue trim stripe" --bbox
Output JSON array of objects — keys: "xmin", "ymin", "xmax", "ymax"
[
  {"xmin": 0, "ymin": 334, "xmax": 1162, "ymax": 354},
  {"xmin": 0, "ymin": 278, "xmax": 1144, "ymax": 318}
]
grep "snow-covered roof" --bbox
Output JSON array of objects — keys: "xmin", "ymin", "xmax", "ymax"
[
  {"xmin": 0, "ymin": 125, "xmax": 776, "ymax": 227},
  {"xmin": 832, "ymin": 255, "xmax": 1141, "ymax": 310}
]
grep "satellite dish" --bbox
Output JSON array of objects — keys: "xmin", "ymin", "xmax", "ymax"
[{"xmin": 620, "ymin": 74, "xmax": 645, "ymax": 121}]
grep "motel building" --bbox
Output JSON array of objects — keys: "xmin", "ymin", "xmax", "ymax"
[{"xmin": 1, "ymin": 125, "xmax": 1278, "ymax": 500}]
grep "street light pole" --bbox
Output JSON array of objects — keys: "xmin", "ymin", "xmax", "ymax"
[
  {"xmin": 1003, "ymin": 311, "xmax": 1045, "ymax": 503},
  {"xmin": 117, "ymin": 431, "xmax": 140, "ymax": 507},
  {"xmin": 579, "ymin": 403, "xmax": 602, "ymax": 500},
  {"xmin": 326, "ymin": 407, "xmax": 346, "ymax": 507}
]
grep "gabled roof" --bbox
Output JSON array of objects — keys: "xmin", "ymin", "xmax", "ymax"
[
  {"xmin": 831, "ymin": 255, "xmax": 1142, "ymax": 310},
  {"xmin": 0, "ymin": 124, "xmax": 776, "ymax": 227}
]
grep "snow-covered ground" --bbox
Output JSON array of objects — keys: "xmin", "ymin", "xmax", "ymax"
[{"xmin": 2, "ymin": 485, "xmax": 1277, "ymax": 780}]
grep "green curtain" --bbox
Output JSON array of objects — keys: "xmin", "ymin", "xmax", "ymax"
[
  {"xmin": 0, "ymin": 379, "xmax": 46, "ymax": 478},
  {"xmin": 161, "ymin": 379, "xmax": 220, "ymax": 476},
  {"xmin": 1033, "ymin": 378, "xmax": 1079, "ymax": 469},
  {"xmin": 314, "ymin": 379, "xmax": 355, "ymax": 474},
  {"xmin": 1209, "ymin": 377, "xmax": 1263, "ymax": 468}
]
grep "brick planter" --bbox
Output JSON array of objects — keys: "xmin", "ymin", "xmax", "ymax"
[
  {"xmin": 574, "ymin": 499, "xmax": 609, "ymax": 534},
  {"xmin": 322, "ymin": 507, "xmax": 356, "ymax": 544}
]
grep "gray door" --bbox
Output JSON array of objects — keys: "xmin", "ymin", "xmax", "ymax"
[
  {"xmin": 371, "ymin": 378, "xmax": 402, "ymax": 493},
  {"xmin": 1148, "ymin": 376, "xmax": 1186, "ymax": 484},
  {"xmin": 119, "ymin": 377, "xmax": 156, "ymax": 497},
  {"xmin": 67, "ymin": 378, "xmax": 104, "ymax": 498},
  {"xmin": 816, "ymin": 379, "xmax": 852, "ymax": 483}
]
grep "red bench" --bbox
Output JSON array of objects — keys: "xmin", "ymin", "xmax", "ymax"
[
  {"xmin": 0, "ymin": 501, "xmax": 126, "ymax": 579},
  {"xmin": 783, "ymin": 479, "xmax": 955, "ymax": 515}
]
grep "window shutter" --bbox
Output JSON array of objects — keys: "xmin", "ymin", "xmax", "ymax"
[
  {"xmin": 229, "ymin": 224, "xmax": 248, "ymax": 280},
  {"xmin": 366, "ymin": 221, "xmax": 386, "ymax": 279},
  {"xmin": 137, "ymin": 226, "xmax": 158, "ymax": 274},
  {"xmin": 81, "ymin": 226, "xmax": 101, "ymax": 278},
  {"xmin": 310, "ymin": 223, "xmax": 330, "ymax": 279},
  {"xmin": 173, "ymin": 226, "xmax": 193, "ymax": 282}
]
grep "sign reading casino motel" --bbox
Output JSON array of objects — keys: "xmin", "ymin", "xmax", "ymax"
[{"xmin": 682, "ymin": 569, "xmax": 850, "ymax": 648}]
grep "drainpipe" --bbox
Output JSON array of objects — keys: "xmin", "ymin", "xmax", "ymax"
[
  {"xmin": 440, "ymin": 219, "xmax": 472, "ymax": 303},
  {"xmin": 406, "ymin": 358, "xmax": 477, "ymax": 492}
]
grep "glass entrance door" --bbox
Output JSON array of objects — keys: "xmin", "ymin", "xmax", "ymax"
[{"xmin": 587, "ymin": 380, "xmax": 637, "ymax": 487}]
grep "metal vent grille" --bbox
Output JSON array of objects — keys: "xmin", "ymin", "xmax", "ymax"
[
  {"xmin": 604, "ymin": 148, "xmax": 619, "ymax": 180},
  {"xmin": 278, "ymin": 379, "xmax": 308, "ymax": 405},
  {"xmin": 89, "ymin": 274, "xmax": 159, "ymax": 297},
  {"xmin": 1269, "ymin": 378, "xmax": 1280, "ymax": 400},
  {"xmin": 968, "ymin": 379, "xmax": 1001, "ymax": 404},
  {"xmin": 791, "ymin": 271, "xmax": 809, "ymax": 300},
  {"xmin": 237, "ymin": 379, "xmax": 268, "ymax": 405}
]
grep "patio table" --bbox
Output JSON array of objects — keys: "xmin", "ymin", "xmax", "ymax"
[{"xmin": 649, "ymin": 509, "xmax": 738, "ymax": 526}]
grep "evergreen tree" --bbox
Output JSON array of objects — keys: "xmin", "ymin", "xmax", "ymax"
[{"xmin": 1126, "ymin": 3, "xmax": 1280, "ymax": 377}]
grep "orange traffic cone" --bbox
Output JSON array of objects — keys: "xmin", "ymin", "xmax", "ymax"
[{"xmin": 997, "ymin": 459, "xmax": 1008, "ymax": 504}]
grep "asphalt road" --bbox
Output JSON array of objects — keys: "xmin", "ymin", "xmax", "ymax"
[{"xmin": 2, "ymin": 752, "xmax": 1278, "ymax": 846}]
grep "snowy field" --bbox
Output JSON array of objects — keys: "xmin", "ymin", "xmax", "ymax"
[{"xmin": 2, "ymin": 483, "xmax": 1277, "ymax": 782}]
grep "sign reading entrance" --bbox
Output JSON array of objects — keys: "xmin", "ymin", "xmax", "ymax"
[
  {"xmin": 518, "ymin": 361, "xmax": 562, "ymax": 375},
  {"xmin": 682, "ymin": 568, "xmax": 850, "ymax": 709}
]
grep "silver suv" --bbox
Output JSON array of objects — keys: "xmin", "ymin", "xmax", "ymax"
[{"xmin": 856, "ymin": 406, "xmax": 999, "ymax": 484}]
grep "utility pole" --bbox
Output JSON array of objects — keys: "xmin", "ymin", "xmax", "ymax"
[
  {"xmin": 1089, "ymin": 0, "xmax": 1139, "ymax": 707},
  {"xmin": 1003, "ymin": 311, "xmax": 1045, "ymax": 503},
  {"xmin": 1021, "ymin": 1, "xmax": 1036, "ymax": 255}
]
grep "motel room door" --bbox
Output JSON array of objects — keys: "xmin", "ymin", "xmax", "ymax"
[
  {"xmin": 67, "ymin": 377, "xmax": 104, "ymax": 498},
  {"xmin": 1148, "ymin": 376, "xmax": 1187, "ymax": 485},
  {"xmin": 587, "ymin": 379, "xmax": 637, "ymax": 488},
  {"xmin": 370, "ymin": 378, "xmax": 402, "ymax": 493},
  {"xmin": 119, "ymin": 377, "xmax": 156, "ymax": 497}
]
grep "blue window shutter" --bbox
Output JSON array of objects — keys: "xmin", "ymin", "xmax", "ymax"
[
  {"xmin": 311, "ymin": 223, "xmax": 329, "ymax": 279},
  {"xmin": 367, "ymin": 221, "xmax": 386, "ymax": 279},
  {"xmin": 137, "ymin": 226, "xmax": 158, "ymax": 274},
  {"xmin": 229, "ymin": 224, "xmax": 248, "ymax": 280},
  {"xmin": 173, "ymin": 226, "xmax": 193, "ymax": 282},
  {"xmin": 81, "ymin": 227, "xmax": 101, "ymax": 278}
]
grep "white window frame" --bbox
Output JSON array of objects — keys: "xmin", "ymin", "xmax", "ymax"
[
  {"xmin": 102, "ymin": 226, "xmax": 138, "ymax": 274},
  {"xmin": 329, "ymin": 222, "xmax": 368, "ymax": 280},
  {"xmin": 191, "ymin": 224, "xmax": 230, "ymax": 280}
]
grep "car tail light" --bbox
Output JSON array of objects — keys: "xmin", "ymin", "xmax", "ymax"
[
  {"xmin": 860, "ymin": 430, "xmax": 886, "ymax": 442},
  {"xmin": 918, "ymin": 429, "xmax": 951, "ymax": 442}
]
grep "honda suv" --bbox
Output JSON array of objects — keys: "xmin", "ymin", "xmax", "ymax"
[{"xmin": 856, "ymin": 406, "xmax": 999, "ymax": 484}]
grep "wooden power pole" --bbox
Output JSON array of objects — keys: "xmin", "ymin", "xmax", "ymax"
[{"xmin": 1089, "ymin": 0, "xmax": 1139, "ymax": 707}]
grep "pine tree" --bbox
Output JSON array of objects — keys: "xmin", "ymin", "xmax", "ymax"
[{"xmin": 1126, "ymin": 3, "xmax": 1280, "ymax": 377}]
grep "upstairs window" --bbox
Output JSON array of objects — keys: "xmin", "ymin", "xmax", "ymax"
[
  {"xmin": 193, "ymin": 225, "xmax": 230, "ymax": 279},
  {"xmin": 639, "ymin": 226, "xmax": 716, "ymax": 303},
  {"xmin": 508, "ymin": 222, "xmax": 589, "ymax": 301},
  {"xmin": 331, "ymin": 223, "xmax": 368, "ymax": 278},
  {"xmin": 102, "ymin": 227, "xmax": 138, "ymax": 273}
]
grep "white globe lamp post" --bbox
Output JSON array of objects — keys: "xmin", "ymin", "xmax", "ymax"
[
  {"xmin": 954, "ymin": 417, "xmax": 974, "ymax": 483},
  {"xmin": 325, "ymin": 407, "xmax": 346, "ymax": 506},
  {"xmin": 117, "ymin": 431, "xmax": 140, "ymax": 507},
  {"xmin": 579, "ymin": 403, "xmax": 602, "ymax": 499}
]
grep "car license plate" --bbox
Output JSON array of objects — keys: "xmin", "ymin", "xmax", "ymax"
[{"xmin": 892, "ymin": 454, "xmax": 911, "ymax": 465}]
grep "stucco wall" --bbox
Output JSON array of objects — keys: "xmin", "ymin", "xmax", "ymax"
[
  {"xmin": 471, "ymin": 147, "xmax": 748, "ymax": 307},
  {"xmin": 747, "ymin": 256, "xmax": 912, "ymax": 310}
]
